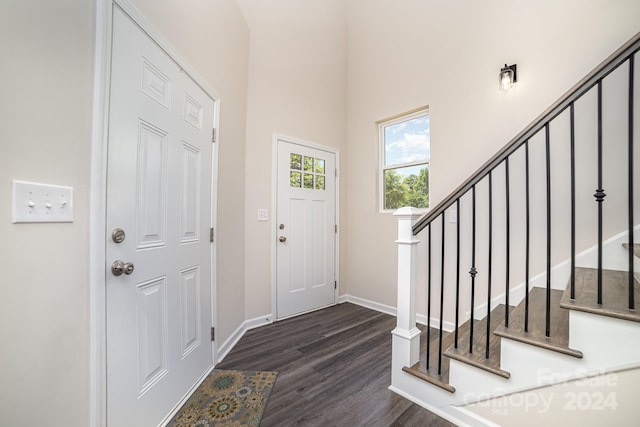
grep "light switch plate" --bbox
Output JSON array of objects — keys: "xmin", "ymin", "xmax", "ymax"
[
  {"xmin": 257, "ymin": 209, "xmax": 269, "ymax": 222},
  {"xmin": 12, "ymin": 180, "xmax": 74, "ymax": 223}
]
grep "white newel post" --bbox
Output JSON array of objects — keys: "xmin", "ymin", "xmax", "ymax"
[{"xmin": 391, "ymin": 207, "xmax": 422, "ymax": 388}]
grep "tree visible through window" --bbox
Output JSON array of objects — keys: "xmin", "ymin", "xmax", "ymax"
[{"xmin": 379, "ymin": 109, "xmax": 430, "ymax": 211}]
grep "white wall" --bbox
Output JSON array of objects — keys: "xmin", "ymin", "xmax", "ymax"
[
  {"xmin": 237, "ymin": 0, "xmax": 348, "ymax": 319},
  {"xmin": 345, "ymin": 0, "xmax": 640, "ymax": 315},
  {"xmin": 0, "ymin": 1, "xmax": 249, "ymax": 425},
  {"xmin": 0, "ymin": 1, "xmax": 94, "ymax": 425}
]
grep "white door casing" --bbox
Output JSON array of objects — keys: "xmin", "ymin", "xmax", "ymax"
[
  {"xmin": 106, "ymin": 7, "xmax": 215, "ymax": 426},
  {"xmin": 276, "ymin": 139, "xmax": 337, "ymax": 319}
]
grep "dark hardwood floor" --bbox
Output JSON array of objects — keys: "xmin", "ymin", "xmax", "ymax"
[{"xmin": 216, "ymin": 303, "xmax": 455, "ymax": 427}]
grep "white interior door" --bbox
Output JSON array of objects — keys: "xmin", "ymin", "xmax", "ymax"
[
  {"xmin": 106, "ymin": 8, "xmax": 214, "ymax": 426},
  {"xmin": 276, "ymin": 139, "xmax": 336, "ymax": 319}
]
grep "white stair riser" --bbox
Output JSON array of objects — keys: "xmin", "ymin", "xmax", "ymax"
[
  {"xmin": 569, "ymin": 311, "xmax": 640, "ymax": 367},
  {"xmin": 448, "ymin": 360, "xmax": 511, "ymax": 404},
  {"xmin": 500, "ymin": 339, "xmax": 586, "ymax": 390}
]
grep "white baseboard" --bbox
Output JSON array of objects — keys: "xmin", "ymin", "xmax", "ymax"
[
  {"xmin": 340, "ymin": 294, "xmax": 397, "ymax": 316},
  {"xmin": 216, "ymin": 323, "xmax": 245, "ymax": 363},
  {"xmin": 418, "ymin": 315, "xmax": 455, "ymax": 333},
  {"xmin": 467, "ymin": 225, "xmax": 640, "ymax": 320},
  {"xmin": 466, "ymin": 281, "xmax": 526, "ymax": 320},
  {"xmin": 245, "ymin": 314, "xmax": 273, "ymax": 331},
  {"xmin": 339, "ymin": 294, "xmax": 455, "ymax": 332},
  {"xmin": 216, "ymin": 314, "xmax": 272, "ymax": 363}
]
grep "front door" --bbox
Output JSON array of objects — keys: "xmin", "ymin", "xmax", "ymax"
[
  {"xmin": 276, "ymin": 139, "xmax": 336, "ymax": 319},
  {"xmin": 106, "ymin": 7, "xmax": 215, "ymax": 426}
]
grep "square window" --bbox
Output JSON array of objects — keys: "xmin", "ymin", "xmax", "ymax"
[
  {"xmin": 383, "ymin": 165, "xmax": 429, "ymax": 210},
  {"xmin": 303, "ymin": 156, "xmax": 314, "ymax": 172},
  {"xmin": 290, "ymin": 171, "xmax": 302, "ymax": 188},
  {"xmin": 303, "ymin": 173, "xmax": 314, "ymax": 189},
  {"xmin": 290, "ymin": 153, "xmax": 302, "ymax": 170}
]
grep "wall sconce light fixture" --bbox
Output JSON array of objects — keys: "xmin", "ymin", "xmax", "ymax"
[{"xmin": 499, "ymin": 64, "xmax": 517, "ymax": 90}]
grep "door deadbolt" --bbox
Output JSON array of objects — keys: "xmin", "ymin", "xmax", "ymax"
[
  {"xmin": 112, "ymin": 228, "xmax": 126, "ymax": 244},
  {"xmin": 112, "ymin": 260, "xmax": 135, "ymax": 276},
  {"xmin": 279, "ymin": 224, "xmax": 285, "ymax": 230}
]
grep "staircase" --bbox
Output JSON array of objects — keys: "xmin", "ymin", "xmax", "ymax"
[{"xmin": 390, "ymin": 32, "xmax": 640, "ymax": 426}]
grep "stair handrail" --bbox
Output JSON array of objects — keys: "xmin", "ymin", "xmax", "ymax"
[{"xmin": 413, "ymin": 31, "xmax": 640, "ymax": 235}]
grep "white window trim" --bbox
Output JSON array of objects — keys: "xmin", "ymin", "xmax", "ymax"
[{"xmin": 378, "ymin": 106, "xmax": 430, "ymax": 213}]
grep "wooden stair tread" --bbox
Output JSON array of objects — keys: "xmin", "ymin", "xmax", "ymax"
[
  {"xmin": 402, "ymin": 318, "xmax": 472, "ymax": 393},
  {"xmin": 622, "ymin": 243, "xmax": 640, "ymax": 259},
  {"xmin": 402, "ymin": 327, "xmax": 452, "ymax": 393},
  {"xmin": 495, "ymin": 288, "xmax": 583, "ymax": 358},
  {"xmin": 403, "ymin": 363, "xmax": 455, "ymax": 394},
  {"xmin": 560, "ymin": 267, "xmax": 640, "ymax": 323},
  {"xmin": 444, "ymin": 304, "xmax": 511, "ymax": 379}
]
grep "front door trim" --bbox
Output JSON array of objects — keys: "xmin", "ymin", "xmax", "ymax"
[
  {"xmin": 90, "ymin": 1, "xmax": 220, "ymax": 425},
  {"xmin": 271, "ymin": 133, "xmax": 340, "ymax": 320}
]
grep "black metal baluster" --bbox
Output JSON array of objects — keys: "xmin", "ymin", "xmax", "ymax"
[
  {"xmin": 438, "ymin": 214, "xmax": 446, "ymax": 375},
  {"xmin": 455, "ymin": 199, "xmax": 461, "ymax": 348},
  {"xmin": 545, "ymin": 123, "xmax": 552, "ymax": 338},
  {"xmin": 486, "ymin": 172, "xmax": 493, "ymax": 359},
  {"xmin": 525, "ymin": 141, "xmax": 530, "ymax": 333},
  {"xmin": 628, "ymin": 56, "xmax": 635, "ymax": 310},
  {"xmin": 426, "ymin": 224, "xmax": 432, "ymax": 369},
  {"xmin": 505, "ymin": 158, "xmax": 511, "ymax": 327},
  {"xmin": 570, "ymin": 102, "xmax": 576, "ymax": 300},
  {"xmin": 470, "ymin": 185, "xmax": 477, "ymax": 354},
  {"xmin": 595, "ymin": 80, "xmax": 605, "ymax": 306}
]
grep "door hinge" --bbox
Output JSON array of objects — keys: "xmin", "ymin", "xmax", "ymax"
[
  {"xmin": 210, "ymin": 227, "xmax": 214, "ymax": 243},
  {"xmin": 210, "ymin": 327, "xmax": 215, "ymax": 341},
  {"xmin": 212, "ymin": 128, "xmax": 217, "ymax": 143},
  {"xmin": 335, "ymin": 168, "xmax": 338, "ymax": 177},
  {"xmin": 334, "ymin": 281, "xmax": 337, "ymax": 290},
  {"xmin": 335, "ymin": 224, "xmax": 338, "ymax": 234}
]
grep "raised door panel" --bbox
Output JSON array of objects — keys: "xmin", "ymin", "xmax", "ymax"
[
  {"xmin": 136, "ymin": 120, "xmax": 169, "ymax": 249},
  {"xmin": 180, "ymin": 267, "xmax": 201, "ymax": 357},
  {"xmin": 288, "ymin": 198, "xmax": 306, "ymax": 293},
  {"xmin": 311, "ymin": 199, "xmax": 327, "ymax": 288},
  {"xmin": 180, "ymin": 142, "xmax": 201, "ymax": 243},
  {"xmin": 182, "ymin": 92, "xmax": 204, "ymax": 131},
  {"xmin": 141, "ymin": 59, "xmax": 172, "ymax": 109},
  {"xmin": 136, "ymin": 277, "xmax": 169, "ymax": 396}
]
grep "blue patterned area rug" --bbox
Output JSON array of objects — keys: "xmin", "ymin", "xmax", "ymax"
[{"xmin": 167, "ymin": 370, "xmax": 278, "ymax": 427}]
